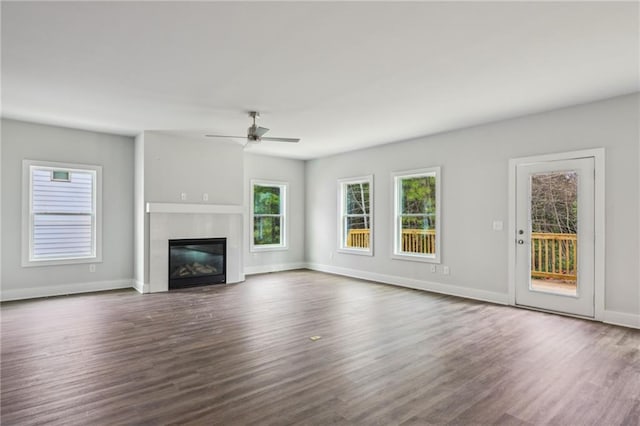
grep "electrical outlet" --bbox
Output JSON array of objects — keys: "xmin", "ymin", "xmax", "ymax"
[
  {"xmin": 430, "ymin": 264, "xmax": 436, "ymax": 273},
  {"xmin": 442, "ymin": 265, "xmax": 450, "ymax": 275},
  {"xmin": 202, "ymin": 193, "xmax": 209, "ymax": 201},
  {"xmin": 493, "ymin": 220, "xmax": 503, "ymax": 231},
  {"xmin": 89, "ymin": 264, "xmax": 96, "ymax": 273},
  {"xmin": 181, "ymin": 192, "xmax": 187, "ymax": 201}
]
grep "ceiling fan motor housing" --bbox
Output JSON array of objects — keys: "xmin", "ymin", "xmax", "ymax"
[{"xmin": 248, "ymin": 124, "xmax": 259, "ymax": 140}]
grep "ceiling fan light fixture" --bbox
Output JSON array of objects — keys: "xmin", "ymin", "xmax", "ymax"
[{"xmin": 206, "ymin": 111, "xmax": 300, "ymax": 145}]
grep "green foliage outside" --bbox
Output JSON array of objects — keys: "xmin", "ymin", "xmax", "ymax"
[
  {"xmin": 254, "ymin": 185, "xmax": 281, "ymax": 215},
  {"xmin": 254, "ymin": 185, "xmax": 281, "ymax": 245},
  {"xmin": 400, "ymin": 176, "xmax": 436, "ymax": 230},
  {"xmin": 254, "ymin": 217, "xmax": 281, "ymax": 245}
]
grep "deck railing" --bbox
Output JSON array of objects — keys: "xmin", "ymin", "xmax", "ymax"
[
  {"xmin": 348, "ymin": 229, "xmax": 577, "ymax": 281},
  {"xmin": 531, "ymin": 232, "xmax": 577, "ymax": 280},
  {"xmin": 400, "ymin": 229, "xmax": 436, "ymax": 254},
  {"xmin": 346, "ymin": 229, "xmax": 370, "ymax": 249},
  {"xmin": 347, "ymin": 229, "xmax": 436, "ymax": 254}
]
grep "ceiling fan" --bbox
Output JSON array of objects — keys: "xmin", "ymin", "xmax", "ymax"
[{"xmin": 206, "ymin": 111, "xmax": 300, "ymax": 144}]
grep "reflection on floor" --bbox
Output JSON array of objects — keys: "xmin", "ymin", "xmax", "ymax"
[{"xmin": 531, "ymin": 278, "xmax": 577, "ymax": 296}]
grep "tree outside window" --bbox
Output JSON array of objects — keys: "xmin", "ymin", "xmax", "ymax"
[
  {"xmin": 393, "ymin": 167, "xmax": 440, "ymax": 262},
  {"xmin": 530, "ymin": 171, "xmax": 577, "ymax": 234},
  {"xmin": 251, "ymin": 181, "xmax": 287, "ymax": 250},
  {"xmin": 338, "ymin": 176, "xmax": 373, "ymax": 255}
]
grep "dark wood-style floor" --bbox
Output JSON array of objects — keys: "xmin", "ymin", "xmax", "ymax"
[{"xmin": 1, "ymin": 270, "xmax": 639, "ymax": 425}]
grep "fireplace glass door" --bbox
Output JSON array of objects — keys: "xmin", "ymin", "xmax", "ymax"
[{"xmin": 169, "ymin": 238, "xmax": 226, "ymax": 289}]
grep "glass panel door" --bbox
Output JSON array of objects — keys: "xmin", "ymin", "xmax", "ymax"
[
  {"xmin": 529, "ymin": 170, "xmax": 578, "ymax": 296},
  {"xmin": 515, "ymin": 158, "xmax": 594, "ymax": 317}
]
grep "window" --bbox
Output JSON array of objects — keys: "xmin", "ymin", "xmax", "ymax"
[
  {"xmin": 251, "ymin": 180, "xmax": 287, "ymax": 251},
  {"xmin": 392, "ymin": 167, "xmax": 441, "ymax": 262},
  {"xmin": 22, "ymin": 160, "xmax": 102, "ymax": 266},
  {"xmin": 338, "ymin": 175, "xmax": 373, "ymax": 255}
]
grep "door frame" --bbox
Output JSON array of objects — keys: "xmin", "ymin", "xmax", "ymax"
[{"xmin": 508, "ymin": 148, "xmax": 605, "ymax": 321}]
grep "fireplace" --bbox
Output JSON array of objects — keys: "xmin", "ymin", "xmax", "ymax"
[{"xmin": 168, "ymin": 238, "xmax": 226, "ymax": 289}]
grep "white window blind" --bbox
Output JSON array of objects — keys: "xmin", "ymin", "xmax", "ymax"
[{"xmin": 25, "ymin": 162, "xmax": 100, "ymax": 264}]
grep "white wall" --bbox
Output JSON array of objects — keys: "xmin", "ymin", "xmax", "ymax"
[
  {"xmin": 244, "ymin": 153, "xmax": 306, "ymax": 274},
  {"xmin": 0, "ymin": 120, "xmax": 3, "ymax": 292},
  {"xmin": 134, "ymin": 133, "xmax": 147, "ymax": 288},
  {"xmin": 306, "ymin": 94, "xmax": 639, "ymax": 318},
  {"xmin": 1, "ymin": 119, "xmax": 135, "ymax": 300}
]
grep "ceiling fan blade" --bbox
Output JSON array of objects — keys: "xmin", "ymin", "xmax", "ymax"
[
  {"xmin": 205, "ymin": 134, "xmax": 246, "ymax": 139},
  {"xmin": 254, "ymin": 126, "xmax": 270, "ymax": 137},
  {"xmin": 207, "ymin": 113, "xmax": 298, "ymax": 144},
  {"xmin": 260, "ymin": 137, "xmax": 300, "ymax": 143}
]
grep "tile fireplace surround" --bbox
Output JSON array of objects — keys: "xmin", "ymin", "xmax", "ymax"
[{"xmin": 147, "ymin": 203, "xmax": 244, "ymax": 293}]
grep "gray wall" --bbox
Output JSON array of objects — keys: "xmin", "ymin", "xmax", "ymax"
[
  {"xmin": 306, "ymin": 94, "xmax": 639, "ymax": 316},
  {"xmin": 2, "ymin": 94, "xmax": 638, "ymax": 321},
  {"xmin": 1, "ymin": 119, "xmax": 135, "ymax": 298},
  {"xmin": 143, "ymin": 132, "xmax": 243, "ymax": 205},
  {"xmin": 134, "ymin": 131, "xmax": 245, "ymax": 288},
  {"xmin": 244, "ymin": 153, "xmax": 306, "ymax": 273}
]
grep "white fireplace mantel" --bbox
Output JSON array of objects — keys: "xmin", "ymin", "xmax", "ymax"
[{"xmin": 146, "ymin": 202, "xmax": 244, "ymax": 215}]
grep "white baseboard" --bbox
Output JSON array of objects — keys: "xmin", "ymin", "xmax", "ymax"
[
  {"xmin": 133, "ymin": 280, "xmax": 149, "ymax": 294},
  {"xmin": 4, "ymin": 270, "xmax": 636, "ymax": 330},
  {"xmin": 244, "ymin": 262, "xmax": 307, "ymax": 276},
  {"xmin": 306, "ymin": 263, "xmax": 509, "ymax": 305},
  {"xmin": 1, "ymin": 279, "xmax": 134, "ymax": 302},
  {"xmin": 306, "ymin": 263, "xmax": 640, "ymax": 330},
  {"xmin": 603, "ymin": 310, "xmax": 640, "ymax": 329}
]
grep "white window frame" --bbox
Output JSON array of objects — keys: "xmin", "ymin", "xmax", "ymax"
[
  {"xmin": 22, "ymin": 159, "xmax": 103, "ymax": 267},
  {"xmin": 337, "ymin": 175, "xmax": 374, "ymax": 256},
  {"xmin": 250, "ymin": 180, "xmax": 288, "ymax": 252},
  {"xmin": 392, "ymin": 167, "xmax": 441, "ymax": 263}
]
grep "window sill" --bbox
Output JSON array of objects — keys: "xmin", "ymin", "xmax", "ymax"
[
  {"xmin": 250, "ymin": 245, "xmax": 288, "ymax": 253},
  {"xmin": 391, "ymin": 253, "xmax": 440, "ymax": 264},
  {"xmin": 337, "ymin": 248, "xmax": 373, "ymax": 256},
  {"xmin": 22, "ymin": 256, "xmax": 102, "ymax": 268}
]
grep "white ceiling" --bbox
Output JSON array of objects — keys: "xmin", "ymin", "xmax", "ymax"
[{"xmin": 2, "ymin": 2, "xmax": 638, "ymax": 160}]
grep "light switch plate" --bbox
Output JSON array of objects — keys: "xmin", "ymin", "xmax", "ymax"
[{"xmin": 492, "ymin": 220, "xmax": 503, "ymax": 231}]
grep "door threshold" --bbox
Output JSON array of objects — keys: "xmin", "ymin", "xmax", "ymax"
[{"xmin": 514, "ymin": 303, "xmax": 596, "ymax": 322}]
